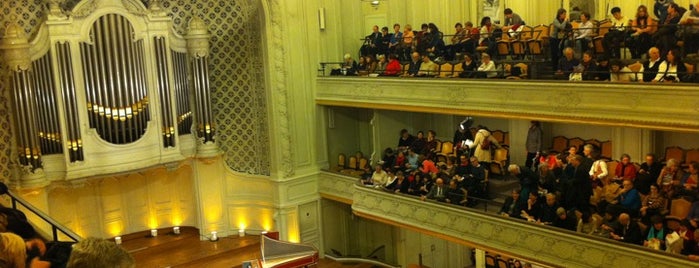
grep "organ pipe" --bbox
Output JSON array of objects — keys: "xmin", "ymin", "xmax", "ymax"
[
  {"xmin": 171, "ymin": 50, "xmax": 192, "ymax": 135},
  {"xmin": 57, "ymin": 42, "xmax": 84, "ymax": 162},
  {"xmin": 186, "ymin": 16, "xmax": 215, "ymax": 144},
  {"xmin": 80, "ymin": 14, "xmax": 150, "ymax": 144},
  {"xmin": 154, "ymin": 36, "xmax": 175, "ymax": 148}
]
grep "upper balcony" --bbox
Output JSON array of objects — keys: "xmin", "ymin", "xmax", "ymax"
[
  {"xmin": 318, "ymin": 171, "xmax": 697, "ymax": 267},
  {"xmin": 315, "ymin": 77, "xmax": 699, "ymax": 133}
]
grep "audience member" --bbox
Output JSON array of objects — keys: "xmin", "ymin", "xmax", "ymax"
[
  {"xmin": 473, "ymin": 126, "xmax": 500, "ymax": 165},
  {"xmin": 678, "ymin": 161, "xmax": 699, "ymax": 198},
  {"xmin": 576, "ymin": 209, "xmax": 599, "ymax": 234},
  {"xmin": 411, "ymin": 131, "xmax": 426, "ymax": 154},
  {"xmin": 388, "ymin": 23, "xmax": 403, "ymax": 55},
  {"xmin": 446, "ymin": 22, "xmax": 468, "ymax": 61},
  {"xmin": 554, "ymin": 207, "xmax": 579, "ymax": 231},
  {"xmin": 566, "ymin": 155, "xmax": 593, "ymax": 211},
  {"xmin": 417, "ymin": 54, "xmax": 438, "ymax": 77},
  {"xmin": 628, "ymin": 5, "xmax": 657, "ymax": 59},
  {"xmin": 579, "ymin": 50, "xmax": 599, "ymax": 81},
  {"xmin": 422, "ymin": 178, "xmax": 447, "ymax": 202},
  {"xmin": 404, "ymin": 52, "xmax": 422, "ymax": 77},
  {"xmin": 679, "ymin": 2, "xmax": 699, "ymax": 55},
  {"xmin": 458, "ymin": 53, "xmax": 479, "ymax": 78},
  {"xmin": 405, "ymin": 149, "xmax": 420, "ymax": 172},
  {"xmin": 637, "ymin": 153, "xmax": 663, "ymax": 194},
  {"xmin": 588, "ymin": 150, "xmax": 608, "ymax": 188},
  {"xmin": 609, "ymin": 59, "xmax": 634, "ymax": 82},
  {"xmin": 614, "ymin": 154, "xmax": 638, "ymax": 183},
  {"xmin": 555, "ymin": 47, "xmax": 579, "ymax": 79},
  {"xmin": 500, "ymin": 189, "xmax": 525, "ymax": 218},
  {"xmin": 640, "ymin": 47, "xmax": 663, "ymax": 82},
  {"xmin": 446, "ymin": 178, "xmax": 468, "ymax": 205},
  {"xmin": 387, "ymin": 171, "xmax": 411, "ymax": 194},
  {"xmin": 550, "ymin": 8, "xmax": 570, "ymax": 70},
  {"xmin": 504, "ymin": 8, "xmax": 525, "ymax": 27},
  {"xmin": 341, "ymin": 53, "xmax": 358, "ymax": 76},
  {"xmin": 657, "ymin": 158, "xmax": 684, "ymax": 197},
  {"xmin": 615, "ymin": 179, "xmax": 642, "ymax": 217},
  {"xmin": 478, "ymin": 17, "xmax": 498, "ymax": 56},
  {"xmin": 640, "ymin": 184, "xmax": 667, "ymax": 225},
  {"xmin": 425, "ymin": 23, "xmax": 445, "ymax": 60},
  {"xmin": 655, "ymin": 0, "xmax": 674, "ymax": 23},
  {"xmin": 603, "ymin": 213, "xmax": 644, "ymax": 245},
  {"xmin": 66, "ymin": 237, "xmax": 135, "ymax": 268},
  {"xmin": 475, "ymin": 53, "xmax": 497, "ymax": 78},
  {"xmin": 370, "ymin": 164, "xmax": 388, "ymax": 187},
  {"xmin": 382, "ymin": 54, "xmax": 401, "ymax": 76},
  {"xmin": 644, "ymin": 215, "xmax": 672, "ymax": 250},
  {"xmin": 375, "ymin": 54, "xmax": 387, "ymax": 74},
  {"xmin": 453, "ymin": 118, "xmax": 474, "ymax": 160},
  {"xmin": 567, "ymin": 12, "xmax": 594, "ymax": 55},
  {"xmin": 525, "ymin": 121, "xmax": 543, "ymax": 170},
  {"xmin": 509, "ymin": 164, "xmax": 539, "ymax": 204},
  {"xmin": 654, "ymin": 48, "xmax": 686, "ymax": 82},
  {"xmin": 604, "ymin": 7, "xmax": 632, "ymax": 59},
  {"xmin": 397, "ymin": 129, "xmax": 415, "ymax": 150},
  {"xmin": 654, "ymin": 2, "xmax": 682, "ymax": 56},
  {"xmin": 521, "ymin": 192, "xmax": 542, "ymax": 222}
]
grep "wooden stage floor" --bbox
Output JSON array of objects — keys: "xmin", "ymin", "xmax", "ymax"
[{"xmin": 122, "ymin": 227, "xmax": 374, "ymax": 268}]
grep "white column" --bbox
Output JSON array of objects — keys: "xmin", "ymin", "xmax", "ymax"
[
  {"xmin": 508, "ymin": 119, "xmax": 531, "ymax": 166},
  {"xmin": 474, "ymin": 248, "xmax": 486, "ymax": 268}
]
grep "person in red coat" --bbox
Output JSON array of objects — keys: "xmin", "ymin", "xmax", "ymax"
[{"xmin": 613, "ymin": 154, "xmax": 638, "ymax": 184}]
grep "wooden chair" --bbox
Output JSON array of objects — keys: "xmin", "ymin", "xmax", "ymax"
[
  {"xmin": 664, "ymin": 146, "xmax": 685, "ymax": 163},
  {"xmin": 627, "ymin": 61, "xmax": 643, "ymax": 81},
  {"xmin": 350, "ymin": 157, "xmax": 369, "ymax": 177},
  {"xmin": 491, "ymin": 130, "xmax": 505, "ymax": 145},
  {"xmin": 552, "ymin": 136, "xmax": 568, "ymax": 153},
  {"xmin": 605, "ymin": 160, "xmax": 619, "ymax": 185},
  {"xmin": 685, "ymin": 62, "xmax": 695, "ymax": 75},
  {"xmin": 438, "ymin": 63, "xmax": 453, "ymax": 78},
  {"xmin": 452, "ymin": 62, "xmax": 463, "ymax": 77},
  {"xmin": 668, "ymin": 198, "xmax": 692, "ymax": 220},
  {"xmin": 438, "ymin": 141, "xmax": 455, "ymax": 157},
  {"xmin": 568, "ymin": 138, "xmax": 585, "ymax": 152},
  {"xmin": 340, "ymin": 155, "xmax": 358, "ymax": 174},
  {"xmin": 527, "ymin": 24, "xmax": 549, "ymax": 57},
  {"xmin": 496, "ymin": 258, "xmax": 509, "ymax": 268},
  {"xmin": 592, "ymin": 21, "xmax": 611, "ymax": 55},
  {"xmin": 332, "ymin": 153, "xmax": 346, "ymax": 172},
  {"xmin": 485, "ymin": 254, "xmax": 497, "ymax": 268},
  {"xmin": 600, "ymin": 140, "xmax": 613, "ymax": 160},
  {"xmin": 685, "ymin": 148, "xmax": 699, "ymax": 166},
  {"xmin": 490, "ymin": 147, "xmax": 509, "ymax": 176},
  {"xmin": 433, "ymin": 140, "xmax": 443, "ymax": 154},
  {"xmin": 496, "ymin": 40, "xmax": 511, "ymax": 59}
]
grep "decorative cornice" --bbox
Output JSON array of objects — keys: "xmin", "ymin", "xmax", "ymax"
[
  {"xmin": 268, "ymin": 0, "xmax": 294, "ymax": 178},
  {"xmin": 0, "ymin": 19, "xmax": 31, "ymax": 71},
  {"xmin": 318, "ymin": 171, "xmax": 356, "ymax": 204},
  {"xmin": 316, "ymin": 78, "xmax": 699, "ymax": 133},
  {"xmin": 70, "ymin": 0, "xmax": 97, "ymax": 18},
  {"xmin": 185, "ymin": 16, "xmax": 210, "ymax": 58},
  {"xmin": 351, "ymin": 183, "xmax": 696, "ymax": 268}
]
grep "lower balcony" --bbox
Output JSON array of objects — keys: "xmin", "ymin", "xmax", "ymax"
[{"xmin": 318, "ymin": 171, "xmax": 696, "ymax": 267}]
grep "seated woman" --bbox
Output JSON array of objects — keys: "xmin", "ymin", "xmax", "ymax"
[
  {"xmin": 565, "ymin": 12, "xmax": 594, "ymax": 55},
  {"xmin": 653, "ymin": 48, "xmax": 687, "ymax": 82},
  {"xmin": 576, "ymin": 209, "xmax": 599, "ymax": 235},
  {"xmin": 411, "ymin": 131, "xmax": 427, "ymax": 155},
  {"xmin": 458, "ymin": 53, "xmax": 479, "ymax": 78},
  {"xmin": 356, "ymin": 56, "xmax": 368, "ymax": 76},
  {"xmin": 367, "ymin": 164, "xmax": 388, "ymax": 186},
  {"xmin": 627, "ymin": 5, "xmax": 657, "ymax": 59},
  {"xmin": 387, "ymin": 171, "xmax": 411, "ymax": 194},
  {"xmin": 425, "ymin": 130, "xmax": 439, "ymax": 155},
  {"xmin": 613, "ymin": 153, "xmax": 638, "ymax": 183},
  {"xmin": 475, "ymin": 53, "xmax": 497, "ymax": 78},
  {"xmin": 374, "ymin": 54, "xmax": 388, "ymax": 74},
  {"xmin": 382, "ymin": 54, "xmax": 402, "ymax": 76},
  {"xmin": 579, "ymin": 50, "xmax": 598, "ymax": 81},
  {"xmin": 657, "ymin": 158, "xmax": 684, "ymax": 198},
  {"xmin": 500, "ymin": 189, "xmax": 524, "ymax": 218},
  {"xmin": 644, "ymin": 215, "xmax": 672, "ymax": 250},
  {"xmin": 640, "ymin": 184, "xmax": 667, "ymax": 225}
]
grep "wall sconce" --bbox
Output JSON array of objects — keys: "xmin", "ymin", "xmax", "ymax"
[
  {"xmin": 114, "ymin": 236, "xmax": 122, "ymax": 245},
  {"xmin": 173, "ymin": 226, "xmax": 180, "ymax": 235},
  {"xmin": 238, "ymin": 229, "xmax": 245, "ymax": 237},
  {"xmin": 150, "ymin": 229, "xmax": 158, "ymax": 237},
  {"xmin": 210, "ymin": 231, "xmax": 219, "ymax": 242}
]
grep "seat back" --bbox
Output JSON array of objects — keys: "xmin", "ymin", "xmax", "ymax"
[
  {"xmin": 600, "ymin": 140, "xmax": 613, "ymax": 160},
  {"xmin": 491, "ymin": 130, "xmax": 505, "ymax": 144},
  {"xmin": 605, "ymin": 160, "xmax": 619, "ymax": 184},
  {"xmin": 686, "ymin": 148, "xmax": 699, "ymax": 166},
  {"xmin": 519, "ymin": 25, "xmax": 534, "ymax": 40},
  {"xmin": 439, "ymin": 63, "xmax": 453, "ymax": 78},
  {"xmin": 568, "ymin": 137, "xmax": 585, "ymax": 152},
  {"xmin": 665, "ymin": 146, "xmax": 685, "ymax": 163},
  {"xmin": 493, "ymin": 148, "xmax": 509, "ymax": 163},
  {"xmin": 496, "ymin": 41, "xmax": 510, "ymax": 57},
  {"xmin": 685, "ymin": 62, "xmax": 695, "ymax": 74},
  {"xmin": 357, "ymin": 157, "xmax": 368, "ymax": 171},
  {"xmin": 597, "ymin": 20, "xmax": 612, "ymax": 36},
  {"xmin": 496, "ymin": 259, "xmax": 509, "ymax": 268},
  {"xmin": 347, "ymin": 156, "xmax": 358, "ymax": 169},
  {"xmin": 338, "ymin": 153, "xmax": 346, "ymax": 168},
  {"xmin": 441, "ymin": 141, "xmax": 454, "ymax": 156},
  {"xmin": 552, "ymin": 136, "xmax": 568, "ymax": 153},
  {"xmin": 534, "ymin": 24, "xmax": 549, "ymax": 40},
  {"xmin": 434, "ymin": 140, "xmax": 443, "ymax": 154},
  {"xmin": 485, "ymin": 254, "xmax": 497, "ymax": 268},
  {"xmin": 670, "ymin": 198, "xmax": 692, "ymax": 220},
  {"xmin": 512, "ymin": 41, "xmax": 526, "ymax": 56},
  {"xmin": 452, "ymin": 62, "xmax": 463, "ymax": 74}
]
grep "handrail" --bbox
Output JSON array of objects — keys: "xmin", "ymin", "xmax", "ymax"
[
  {"xmin": 2, "ymin": 183, "xmax": 82, "ymax": 242},
  {"xmin": 324, "ymin": 254, "xmax": 401, "ymax": 268}
]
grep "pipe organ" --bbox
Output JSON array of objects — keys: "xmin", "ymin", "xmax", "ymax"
[{"xmin": 0, "ymin": 0, "xmax": 217, "ymax": 186}]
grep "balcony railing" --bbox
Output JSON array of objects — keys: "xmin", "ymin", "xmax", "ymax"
[
  {"xmin": 315, "ymin": 77, "xmax": 699, "ymax": 133},
  {"xmin": 317, "ymin": 171, "xmax": 697, "ymax": 267},
  {"xmin": 2, "ymin": 184, "xmax": 81, "ymax": 242}
]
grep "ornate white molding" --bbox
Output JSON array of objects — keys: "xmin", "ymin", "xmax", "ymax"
[
  {"xmin": 267, "ymin": 0, "xmax": 294, "ymax": 178},
  {"xmin": 318, "ymin": 171, "xmax": 356, "ymax": 204},
  {"xmin": 185, "ymin": 16, "xmax": 210, "ymax": 58},
  {"xmin": 0, "ymin": 20, "xmax": 31, "ymax": 71},
  {"xmin": 70, "ymin": 0, "xmax": 98, "ymax": 18},
  {"xmin": 351, "ymin": 183, "xmax": 696, "ymax": 268},
  {"xmin": 316, "ymin": 78, "xmax": 699, "ymax": 133}
]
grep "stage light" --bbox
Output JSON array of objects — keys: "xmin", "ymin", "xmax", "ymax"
[
  {"xmin": 114, "ymin": 236, "xmax": 122, "ymax": 245},
  {"xmin": 238, "ymin": 229, "xmax": 246, "ymax": 237},
  {"xmin": 173, "ymin": 226, "xmax": 180, "ymax": 235},
  {"xmin": 150, "ymin": 229, "xmax": 158, "ymax": 237},
  {"xmin": 210, "ymin": 231, "xmax": 219, "ymax": 242}
]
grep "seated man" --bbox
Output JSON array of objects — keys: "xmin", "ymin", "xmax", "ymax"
[
  {"xmin": 500, "ymin": 189, "xmax": 525, "ymax": 218},
  {"xmin": 537, "ymin": 193, "xmax": 560, "ymax": 224},
  {"xmin": 421, "ymin": 178, "xmax": 448, "ymax": 202},
  {"xmin": 603, "ymin": 7, "xmax": 631, "ymax": 59},
  {"xmin": 640, "ymin": 47, "xmax": 662, "ymax": 82},
  {"xmin": 521, "ymin": 192, "xmax": 542, "ymax": 222},
  {"xmin": 466, "ymin": 156, "xmax": 487, "ymax": 199},
  {"xmin": 601, "ymin": 213, "xmax": 643, "ymax": 245},
  {"xmin": 403, "ymin": 52, "xmax": 422, "ymax": 77},
  {"xmin": 553, "ymin": 207, "xmax": 578, "ymax": 231},
  {"xmin": 613, "ymin": 179, "xmax": 641, "ymax": 217},
  {"xmin": 368, "ymin": 164, "xmax": 388, "ymax": 187},
  {"xmin": 417, "ymin": 54, "xmax": 438, "ymax": 77},
  {"xmin": 446, "ymin": 178, "xmax": 468, "ymax": 205},
  {"xmin": 554, "ymin": 47, "xmax": 580, "ymax": 79}
]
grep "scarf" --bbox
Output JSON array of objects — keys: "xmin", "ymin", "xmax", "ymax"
[{"xmin": 648, "ymin": 227, "xmax": 665, "ymax": 240}]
